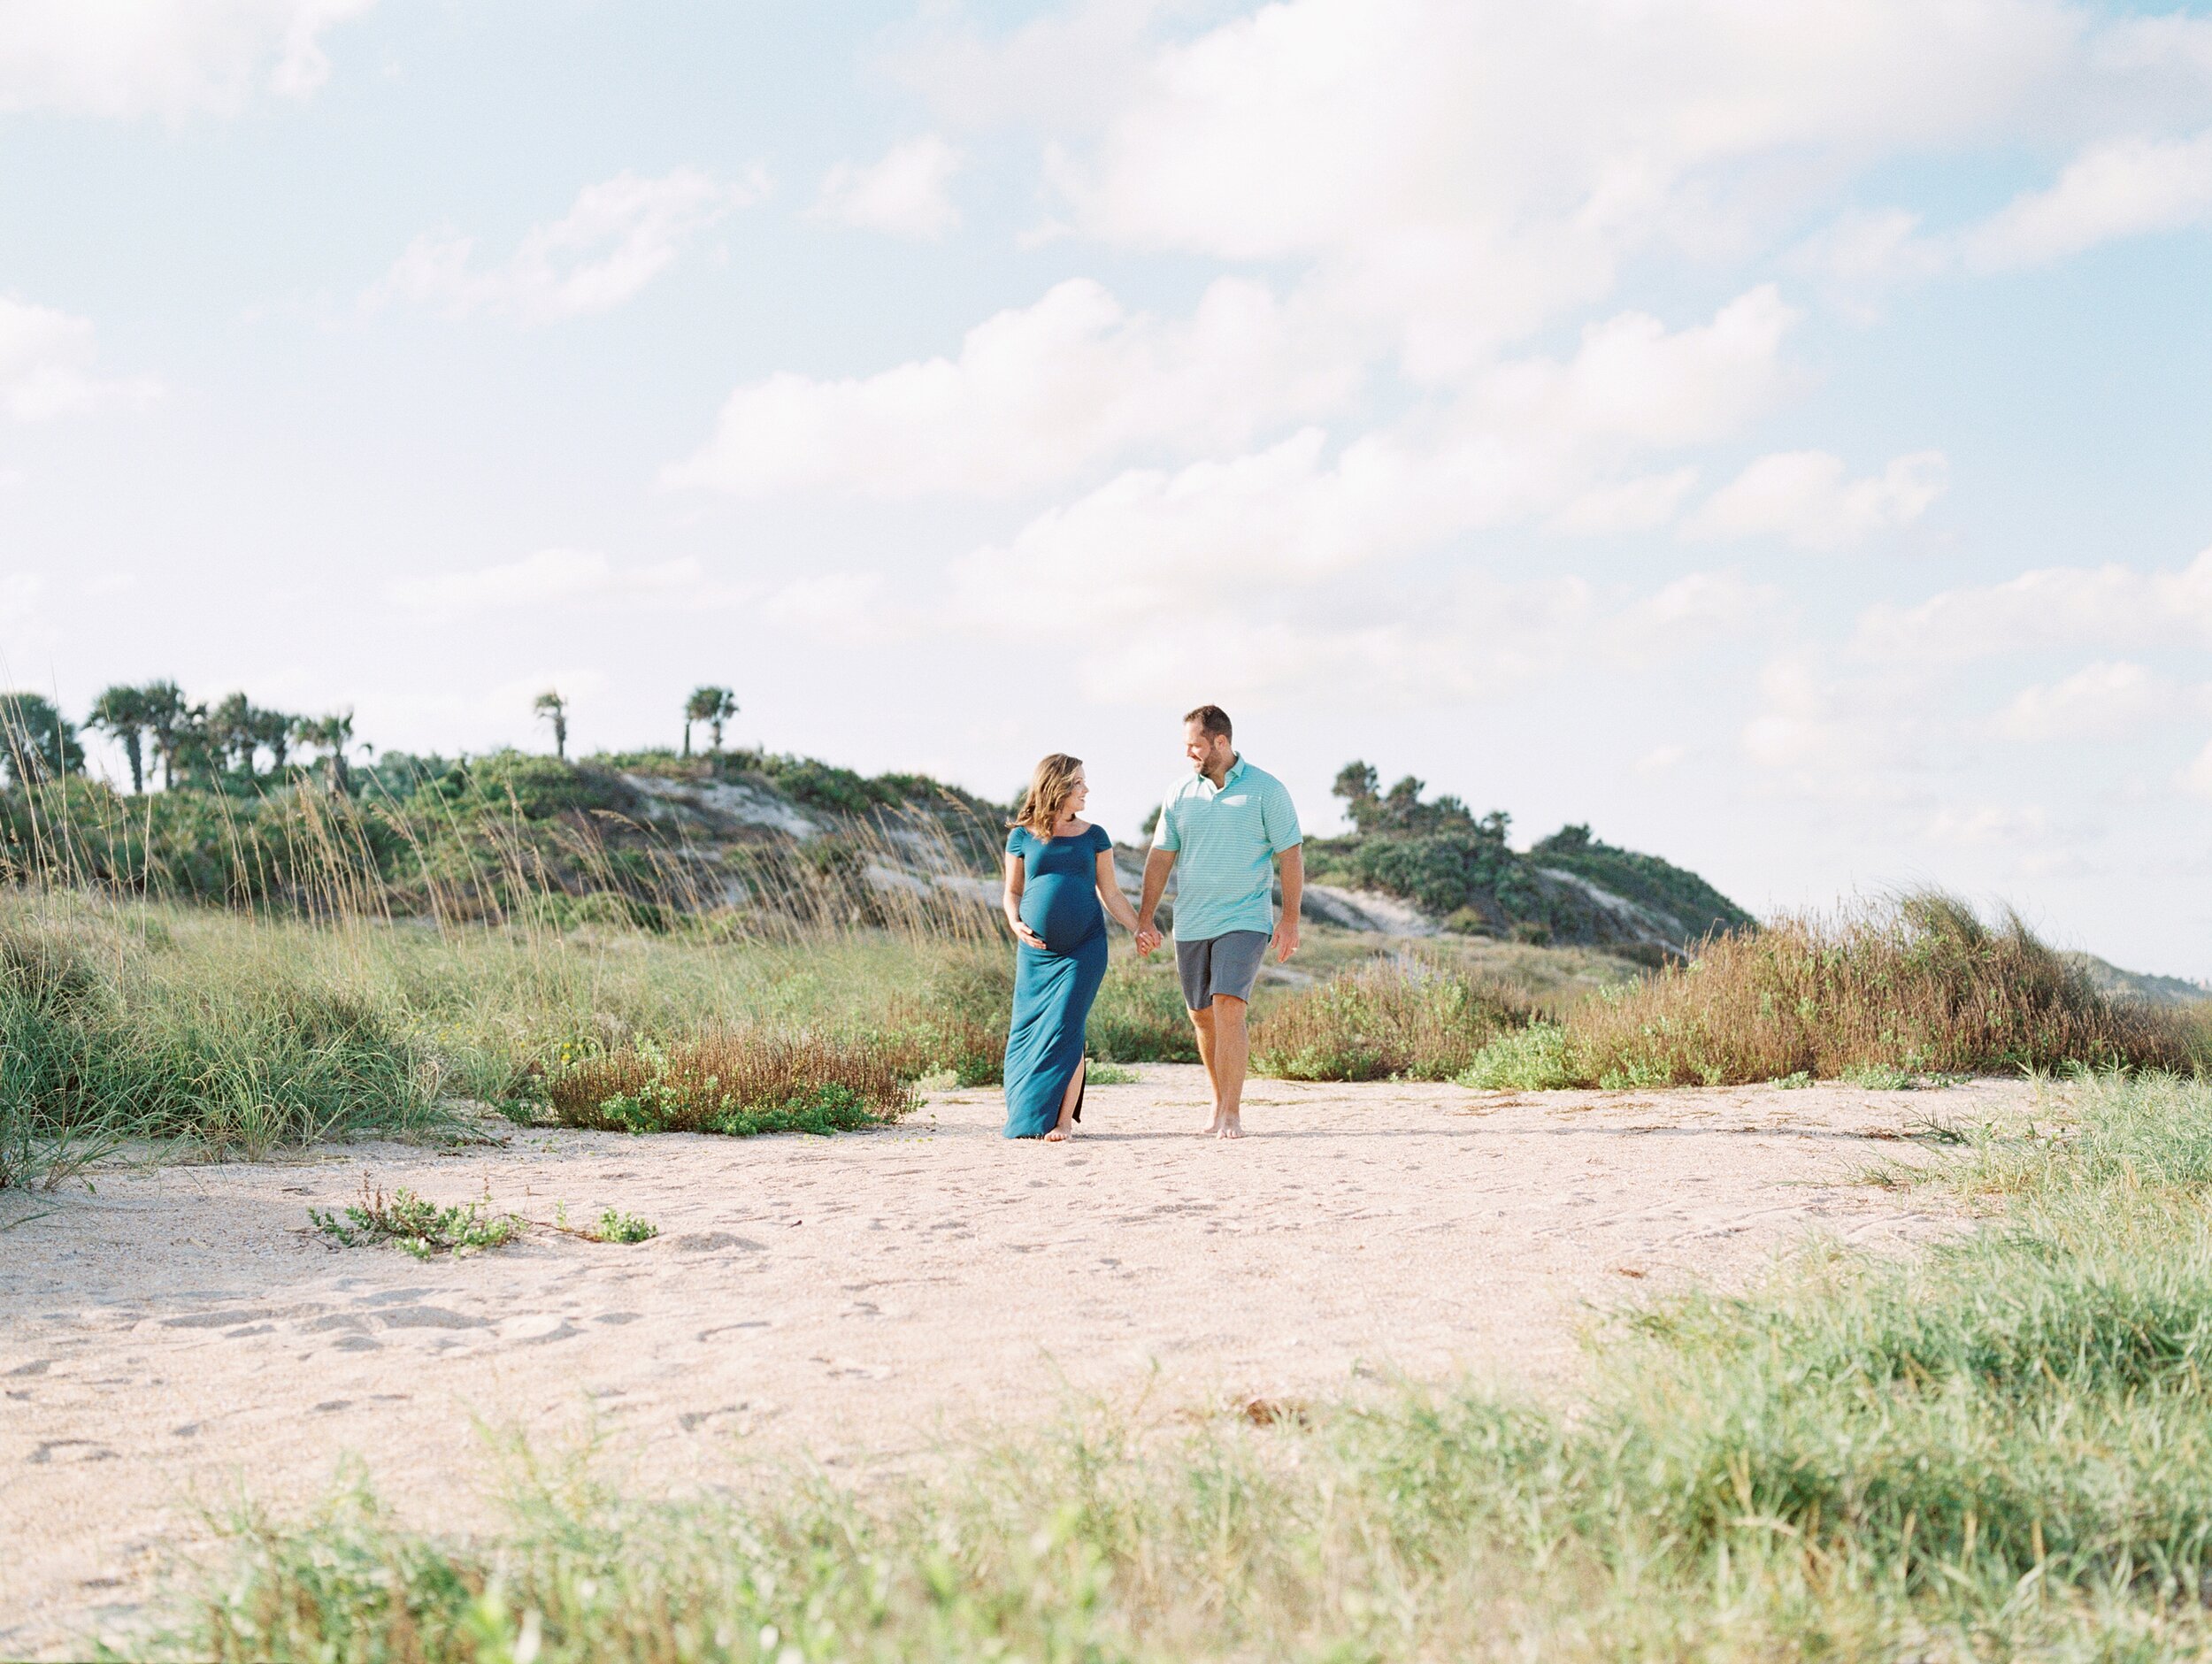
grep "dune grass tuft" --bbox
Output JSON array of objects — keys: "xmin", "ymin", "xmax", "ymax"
[
  {"xmin": 545, "ymin": 1030, "xmax": 915, "ymax": 1136},
  {"xmin": 1560, "ymin": 890, "xmax": 2200, "ymax": 1087},
  {"xmin": 0, "ymin": 900, "xmax": 438, "ymax": 1187},
  {"xmin": 1265, "ymin": 892, "xmax": 2205, "ymax": 1087},
  {"xmin": 1251, "ymin": 952, "xmax": 1536, "ymax": 1081}
]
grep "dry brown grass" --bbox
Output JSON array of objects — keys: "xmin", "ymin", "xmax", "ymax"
[
  {"xmin": 1570, "ymin": 891, "xmax": 2202, "ymax": 1086},
  {"xmin": 1251, "ymin": 952, "xmax": 1538, "ymax": 1081},
  {"xmin": 545, "ymin": 1028, "xmax": 916, "ymax": 1135}
]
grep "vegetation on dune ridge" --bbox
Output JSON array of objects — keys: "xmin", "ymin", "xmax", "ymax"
[
  {"xmin": 144, "ymin": 1072, "xmax": 2212, "ymax": 1660},
  {"xmin": 1305, "ymin": 761, "xmax": 1754, "ymax": 951},
  {"xmin": 0, "ymin": 748, "xmax": 1008, "ymax": 939},
  {"xmin": 1254, "ymin": 890, "xmax": 2208, "ymax": 1086},
  {"xmin": 13, "ymin": 680, "xmax": 1754, "ymax": 956}
]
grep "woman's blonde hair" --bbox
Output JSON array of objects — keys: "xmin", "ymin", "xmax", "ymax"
[{"xmin": 1011, "ymin": 753, "xmax": 1084, "ymax": 836}]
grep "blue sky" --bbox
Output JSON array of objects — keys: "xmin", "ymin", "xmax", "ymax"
[{"xmin": 4, "ymin": 0, "xmax": 2210, "ymax": 977}]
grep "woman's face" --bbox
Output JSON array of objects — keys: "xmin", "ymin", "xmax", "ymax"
[{"xmin": 1066, "ymin": 769, "xmax": 1088, "ymax": 817}]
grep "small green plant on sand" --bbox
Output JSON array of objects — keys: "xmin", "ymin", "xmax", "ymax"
[
  {"xmin": 587, "ymin": 1208, "xmax": 657, "ymax": 1244},
  {"xmin": 1085, "ymin": 1062, "xmax": 1141, "ymax": 1085},
  {"xmin": 1456, "ymin": 1021, "xmax": 1576, "ymax": 1090},
  {"xmin": 309, "ymin": 1179, "xmax": 519, "ymax": 1260}
]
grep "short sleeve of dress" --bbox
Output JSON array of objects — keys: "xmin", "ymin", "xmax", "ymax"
[
  {"xmin": 1088, "ymin": 824, "xmax": 1114, "ymax": 856},
  {"xmin": 1004, "ymin": 824, "xmax": 1026, "ymax": 855}
]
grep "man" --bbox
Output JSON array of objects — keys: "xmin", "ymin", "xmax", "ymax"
[{"xmin": 1135, "ymin": 704, "xmax": 1302, "ymax": 1139}]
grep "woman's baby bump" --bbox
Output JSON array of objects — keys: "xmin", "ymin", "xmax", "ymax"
[{"xmin": 1022, "ymin": 868, "xmax": 1102, "ymax": 953}]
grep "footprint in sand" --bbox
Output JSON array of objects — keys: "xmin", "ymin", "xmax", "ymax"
[
  {"xmin": 497, "ymin": 1315, "xmax": 580, "ymax": 1344},
  {"xmin": 376, "ymin": 1307, "xmax": 489, "ymax": 1331},
  {"xmin": 29, "ymin": 1439, "xmax": 116, "ymax": 1464}
]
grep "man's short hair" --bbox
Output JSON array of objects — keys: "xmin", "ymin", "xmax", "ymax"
[{"xmin": 1183, "ymin": 704, "xmax": 1233, "ymax": 741}]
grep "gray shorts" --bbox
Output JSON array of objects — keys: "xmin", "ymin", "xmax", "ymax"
[{"xmin": 1175, "ymin": 930, "xmax": 1270, "ymax": 1010}]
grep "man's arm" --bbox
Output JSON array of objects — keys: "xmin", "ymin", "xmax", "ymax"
[
  {"xmin": 1136, "ymin": 846, "xmax": 1176, "ymax": 952},
  {"xmin": 1272, "ymin": 844, "xmax": 1303, "ymax": 962}
]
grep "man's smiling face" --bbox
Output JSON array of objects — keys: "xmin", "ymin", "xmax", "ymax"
[{"xmin": 1185, "ymin": 720, "xmax": 1233, "ymax": 776}]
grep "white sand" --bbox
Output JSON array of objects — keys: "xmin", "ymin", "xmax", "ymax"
[{"xmin": 0, "ymin": 1066, "xmax": 2022, "ymax": 1657}]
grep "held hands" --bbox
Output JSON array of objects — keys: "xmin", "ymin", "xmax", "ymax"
[{"xmin": 1133, "ymin": 923, "xmax": 1164, "ymax": 957}]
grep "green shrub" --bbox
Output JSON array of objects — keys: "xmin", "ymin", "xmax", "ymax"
[{"xmin": 1457, "ymin": 1021, "xmax": 1576, "ymax": 1090}]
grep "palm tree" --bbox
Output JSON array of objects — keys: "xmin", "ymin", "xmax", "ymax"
[
  {"xmin": 139, "ymin": 680, "xmax": 189, "ymax": 790},
  {"xmin": 88, "ymin": 684, "xmax": 152, "ymax": 793},
  {"xmin": 704, "ymin": 687, "xmax": 737, "ymax": 753},
  {"xmin": 534, "ymin": 689, "xmax": 569, "ymax": 761},
  {"xmin": 0, "ymin": 693, "xmax": 84, "ymax": 786},
  {"xmin": 167, "ymin": 700, "xmax": 219, "ymax": 790},
  {"xmin": 682, "ymin": 685, "xmax": 735, "ymax": 757},
  {"xmin": 249, "ymin": 704, "xmax": 297, "ymax": 773},
  {"xmin": 293, "ymin": 711, "xmax": 358, "ymax": 795},
  {"xmin": 211, "ymin": 692, "xmax": 257, "ymax": 776}
]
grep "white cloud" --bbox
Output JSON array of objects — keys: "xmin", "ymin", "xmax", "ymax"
[
  {"xmin": 2180, "ymin": 740, "xmax": 2212, "ymax": 800},
  {"xmin": 1545, "ymin": 470, "xmax": 1701, "ymax": 537},
  {"xmin": 1969, "ymin": 128, "xmax": 2212, "ymax": 267},
  {"xmin": 1633, "ymin": 745, "xmax": 1687, "ymax": 778},
  {"xmin": 1020, "ymin": 0, "xmax": 2200, "ymax": 377},
  {"xmin": 1738, "ymin": 652, "xmax": 1938, "ymax": 798},
  {"xmin": 672, "ymin": 280, "xmax": 1791, "ymax": 510},
  {"xmin": 1856, "ymin": 547, "xmax": 2212, "ymax": 662},
  {"xmin": 386, "ymin": 548, "xmax": 705, "ymax": 620},
  {"xmin": 0, "ymin": 0, "xmax": 373, "ymax": 118},
  {"xmin": 664, "ymin": 275, "xmax": 1360, "ymax": 498},
  {"xmin": 811, "ymin": 135, "xmax": 964, "ymax": 239},
  {"xmin": 1801, "ymin": 127, "xmax": 2212, "ymax": 295},
  {"xmin": 0, "ymin": 295, "xmax": 160, "ymax": 421},
  {"xmin": 890, "ymin": 0, "xmax": 1170, "ymax": 132},
  {"xmin": 370, "ymin": 168, "xmax": 764, "ymax": 326},
  {"xmin": 1996, "ymin": 661, "xmax": 2168, "ymax": 740},
  {"xmin": 1686, "ymin": 449, "xmax": 1947, "ymax": 549}
]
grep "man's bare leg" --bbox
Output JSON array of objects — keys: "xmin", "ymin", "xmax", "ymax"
[
  {"xmin": 1189, "ymin": 1005, "xmax": 1223, "ymax": 1131},
  {"xmin": 1044, "ymin": 1058, "xmax": 1084, "ymax": 1142},
  {"xmin": 1208, "ymin": 995, "xmax": 1249, "ymax": 1138}
]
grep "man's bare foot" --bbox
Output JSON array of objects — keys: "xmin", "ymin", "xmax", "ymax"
[
  {"xmin": 1216, "ymin": 1114, "xmax": 1243, "ymax": 1139},
  {"xmin": 1045, "ymin": 1122, "xmax": 1072, "ymax": 1142}
]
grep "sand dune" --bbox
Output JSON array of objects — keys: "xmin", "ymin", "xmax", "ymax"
[{"xmin": 0, "ymin": 1066, "xmax": 2024, "ymax": 1657}]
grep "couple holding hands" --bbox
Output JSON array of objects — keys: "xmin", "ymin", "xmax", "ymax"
[{"xmin": 1001, "ymin": 703, "xmax": 1302, "ymax": 1142}]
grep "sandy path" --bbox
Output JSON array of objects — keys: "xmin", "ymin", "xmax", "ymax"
[{"xmin": 0, "ymin": 1068, "xmax": 2020, "ymax": 1656}]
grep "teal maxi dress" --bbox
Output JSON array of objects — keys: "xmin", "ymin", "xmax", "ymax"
[{"xmin": 1003, "ymin": 822, "xmax": 1114, "ymax": 1139}]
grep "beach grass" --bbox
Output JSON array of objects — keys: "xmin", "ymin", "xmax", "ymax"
[
  {"xmin": 144, "ymin": 1070, "xmax": 2212, "ymax": 1660},
  {"xmin": 0, "ymin": 889, "xmax": 1212, "ymax": 1187},
  {"xmin": 1256, "ymin": 890, "xmax": 2208, "ymax": 1089}
]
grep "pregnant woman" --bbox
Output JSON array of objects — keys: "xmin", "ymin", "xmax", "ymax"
[{"xmin": 1002, "ymin": 753, "xmax": 1156, "ymax": 1140}]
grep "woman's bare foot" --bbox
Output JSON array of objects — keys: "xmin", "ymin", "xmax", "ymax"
[{"xmin": 1045, "ymin": 1120, "xmax": 1073, "ymax": 1142}]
